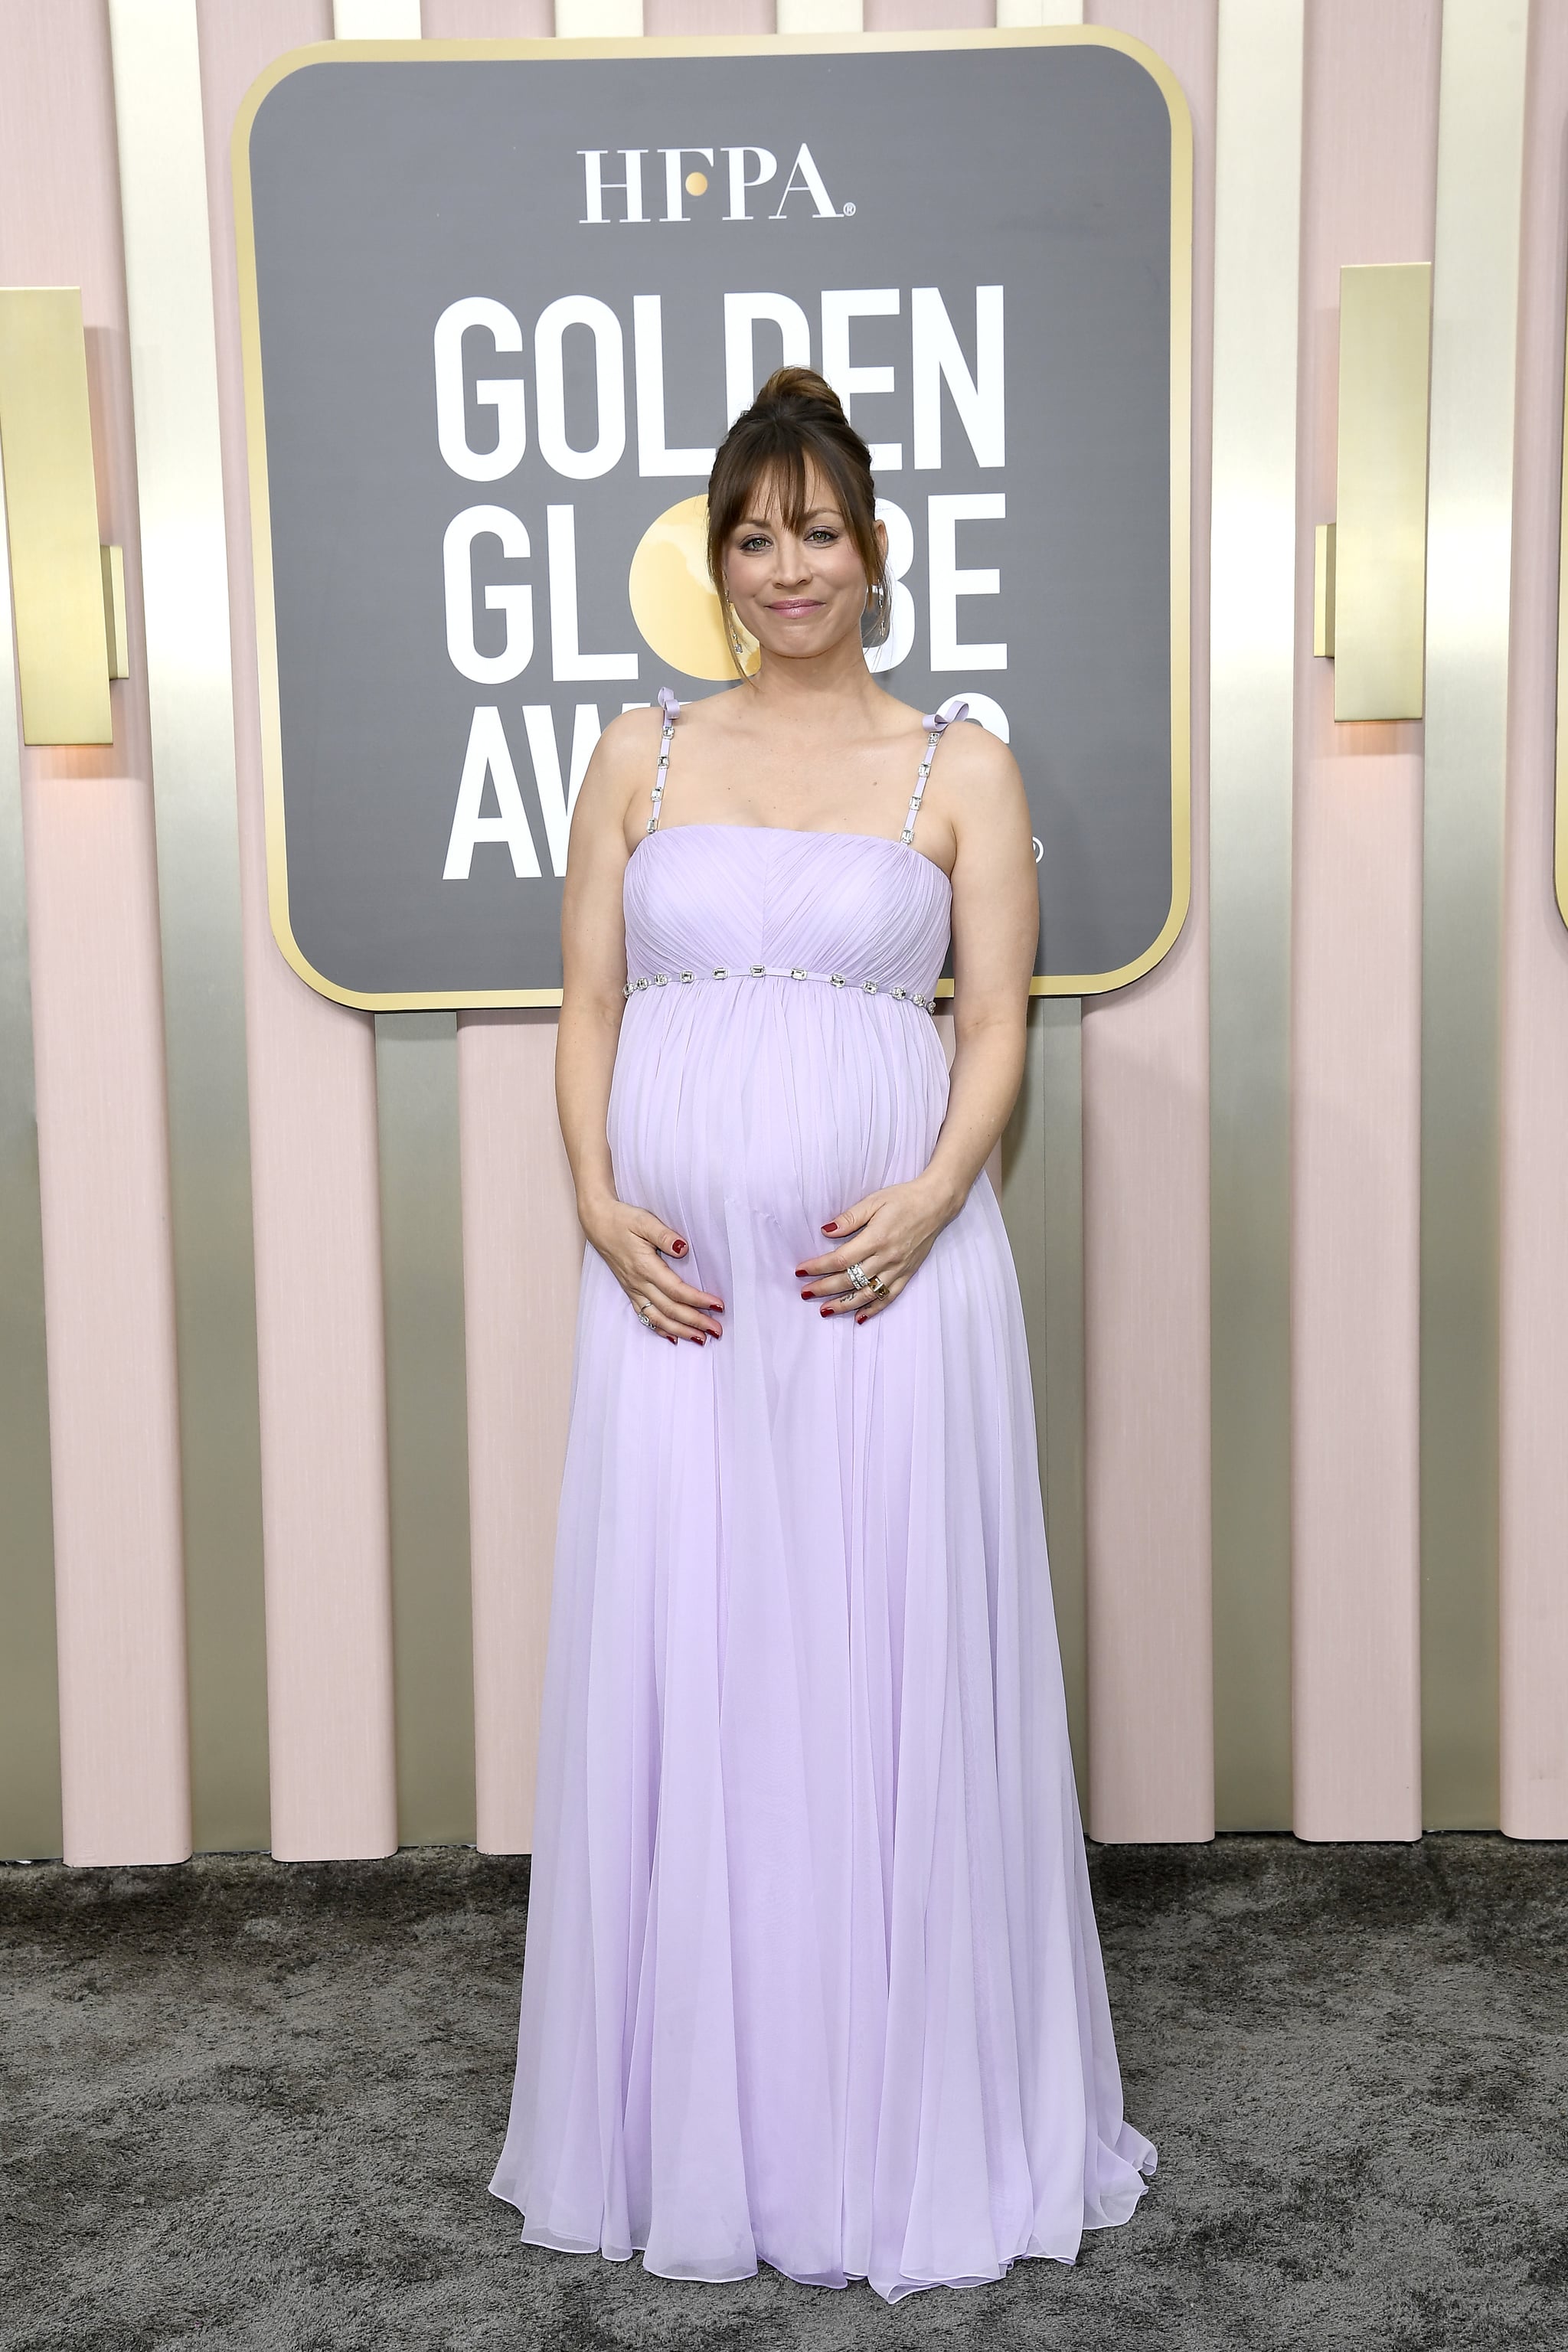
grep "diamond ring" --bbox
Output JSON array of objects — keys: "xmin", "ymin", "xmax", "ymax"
[
  {"xmin": 635, "ymin": 1300, "xmax": 655, "ymax": 1327},
  {"xmin": 847, "ymin": 1263, "xmax": 871, "ymax": 1291}
]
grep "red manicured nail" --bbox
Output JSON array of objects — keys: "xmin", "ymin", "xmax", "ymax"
[
  {"xmin": 819, "ymin": 1305, "xmax": 833, "ymax": 1318},
  {"xmin": 855, "ymin": 1312, "xmax": 866, "ymax": 1325},
  {"xmin": 799, "ymin": 1288, "xmax": 815, "ymax": 1299},
  {"xmin": 707, "ymin": 1326, "xmax": 721, "ymax": 1339},
  {"xmin": 822, "ymin": 1223, "xmax": 836, "ymax": 1233},
  {"xmin": 793, "ymin": 1268, "xmax": 808, "ymax": 1279},
  {"xmin": 667, "ymin": 1334, "xmax": 677, "ymax": 1344},
  {"xmin": 671, "ymin": 1239, "xmax": 687, "ymax": 1254}
]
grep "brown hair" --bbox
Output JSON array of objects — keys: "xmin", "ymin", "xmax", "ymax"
[{"xmin": 705, "ymin": 366, "xmax": 890, "ymax": 673}]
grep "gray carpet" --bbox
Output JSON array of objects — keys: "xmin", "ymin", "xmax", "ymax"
[{"xmin": 1, "ymin": 1836, "xmax": 1563, "ymax": 2350}]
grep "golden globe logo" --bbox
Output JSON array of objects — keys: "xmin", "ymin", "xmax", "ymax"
[{"xmin": 580, "ymin": 145, "xmax": 851, "ymax": 225}]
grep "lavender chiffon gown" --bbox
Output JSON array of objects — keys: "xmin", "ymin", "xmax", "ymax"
[{"xmin": 489, "ymin": 691, "xmax": 1155, "ymax": 2301}]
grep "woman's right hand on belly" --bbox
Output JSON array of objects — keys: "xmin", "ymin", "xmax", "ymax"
[{"xmin": 580, "ymin": 1195, "xmax": 725, "ymax": 1344}]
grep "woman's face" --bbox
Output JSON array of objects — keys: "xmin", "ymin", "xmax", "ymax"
[{"xmin": 720, "ymin": 462, "xmax": 887, "ymax": 665}]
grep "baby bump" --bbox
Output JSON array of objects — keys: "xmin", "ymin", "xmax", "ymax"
[{"xmin": 607, "ymin": 989, "xmax": 949, "ymax": 1263}]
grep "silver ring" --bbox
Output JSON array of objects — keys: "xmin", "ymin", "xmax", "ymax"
[
  {"xmin": 847, "ymin": 1262, "xmax": 870, "ymax": 1291},
  {"xmin": 635, "ymin": 1299, "xmax": 655, "ymax": 1327}
]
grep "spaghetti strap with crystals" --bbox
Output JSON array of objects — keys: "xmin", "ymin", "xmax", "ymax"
[
  {"xmin": 647, "ymin": 686, "xmax": 681, "ymax": 834},
  {"xmin": 900, "ymin": 696, "xmax": 971, "ymax": 846}
]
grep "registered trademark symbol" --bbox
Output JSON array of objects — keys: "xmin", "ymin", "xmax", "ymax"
[{"xmin": 841, "ymin": 201, "xmax": 856, "ymax": 216}]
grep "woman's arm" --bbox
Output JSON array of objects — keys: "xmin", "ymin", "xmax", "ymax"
[
  {"xmin": 557, "ymin": 714, "xmax": 725, "ymax": 1344},
  {"xmin": 799, "ymin": 720, "xmax": 1037, "ymax": 1320},
  {"xmin": 915, "ymin": 720, "xmax": 1038, "ymax": 1215}
]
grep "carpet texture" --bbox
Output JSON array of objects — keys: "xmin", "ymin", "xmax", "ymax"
[{"xmin": 2, "ymin": 1836, "xmax": 1563, "ymax": 2350}]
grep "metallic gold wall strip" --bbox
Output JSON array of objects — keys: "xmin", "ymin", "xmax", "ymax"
[
  {"xmin": 996, "ymin": 2, "xmax": 1083, "ymax": 24},
  {"xmin": 555, "ymin": 1, "xmax": 645, "ymax": 32},
  {"xmin": 1000, "ymin": 999, "xmax": 1087, "ymax": 1805},
  {"xmin": 334, "ymin": 1, "xmax": 423, "ymax": 33},
  {"xmin": 1333, "ymin": 263, "xmax": 1432, "ymax": 723},
  {"xmin": 377, "ymin": 1011, "xmax": 476, "ymax": 1845},
  {"xmin": 1207, "ymin": 0, "xmax": 1302, "ymax": 1831},
  {"xmin": 0, "ymin": 290, "xmax": 112, "ymax": 747},
  {"xmin": 107, "ymin": 0, "xmax": 268, "ymax": 1851},
  {"xmin": 0, "ymin": 460, "xmax": 60, "ymax": 1862},
  {"xmin": 1421, "ymin": 0, "xmax": 1527, "ymax": 1831},
  {"xmin": 776, "ymin": 2, "xmax": 861, "ymax": 31}
]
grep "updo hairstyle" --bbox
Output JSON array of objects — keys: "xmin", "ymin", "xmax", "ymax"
[{"xmin": 705, "ymin": 367, "xmax": 890, "ymax": 674}]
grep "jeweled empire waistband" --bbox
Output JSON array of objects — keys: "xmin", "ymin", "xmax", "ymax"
[{"xmin": 622, "ymin": 962, "xmax": 941, "ymax": 1012}]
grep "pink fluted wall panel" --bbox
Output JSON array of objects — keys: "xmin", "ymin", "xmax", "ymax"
[
  {"xmin": 0, "ymin": 0, "xmax": 189, "ymax": 1865},
  {"xmin": 459, "ymin": 1015, "xmax": 581, "ymax": 1852},
  {"xmin": 420, "ymin": 2, "xmax": 554, "ymax": 33},
  {"xmin": 1289, "ymin": 0, "xmax": 1437, "ymax": 1842},
  {"xmin": 1080, "ymin": 0, "xmax": 1215, "ymax": 1842},
  {"xmin": 197, "ymin": 1, "xmax": 399, "ymax": 1861},
  {"xmin": 1498, "ymin": 0, "xmax": 1568, "ymax": 1839},
  {"xmin": 1290, "ymin": 753, "xmax": 1422, "ymax": 1837}
]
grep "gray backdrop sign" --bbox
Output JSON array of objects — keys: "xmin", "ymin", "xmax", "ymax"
[{"xmin": 237, "ymin": 31, "xmax": 1191, "ymax": 1006}]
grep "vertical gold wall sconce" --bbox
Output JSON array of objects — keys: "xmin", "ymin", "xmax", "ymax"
[
  {"xmin": 1315, "ymin": 262, "xmax": 1432, "ymax": 721},
  {"xmin": 0, "ymin": 288, "xmax": 126, "ymax": 745}
]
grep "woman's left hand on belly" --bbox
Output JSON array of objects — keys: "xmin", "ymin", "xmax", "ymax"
[{"xmin": 794, "ymin": 1174, "xmax": 960, "ymax": 1322}]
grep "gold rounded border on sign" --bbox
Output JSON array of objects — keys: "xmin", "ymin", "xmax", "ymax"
[{"xmin": 629, "ymin": 495, "xmax": 760, "ymax": 684}]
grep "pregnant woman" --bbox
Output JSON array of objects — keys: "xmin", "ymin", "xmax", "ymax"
[{"xmin": 489, "ymin": 368, "xmax": 1155, "ymax": 2302}]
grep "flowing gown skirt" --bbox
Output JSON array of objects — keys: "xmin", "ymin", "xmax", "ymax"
[{"xmin": 489, "ymin": 824, "xmax": 1155, "ymax": 2301}]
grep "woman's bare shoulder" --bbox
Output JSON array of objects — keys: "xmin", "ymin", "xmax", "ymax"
[
  {"xmin": 665, "ymin": 684, "xmax": 749, "ymax": 733},
  {"xmin": 872, "ymin": 688, "xmax": 1011, "ymax": 762},
  {"xmin": 917, "ymin": 714, "xmax": 1026, "ymax": 877},
  {"xmin": 592, "ymin": 701, "xmax": 667, "ymax": 775},
  {"xmin": 605, "ymin": 687, "xmax": 742, "ymax": 752},
  {"xmin": 564, "ymin": 705, "xmax": 667, "ymax": 860},
  {"xmin": 933, "ymin": 710, "xmax": 1023, "ymax": 797}
]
